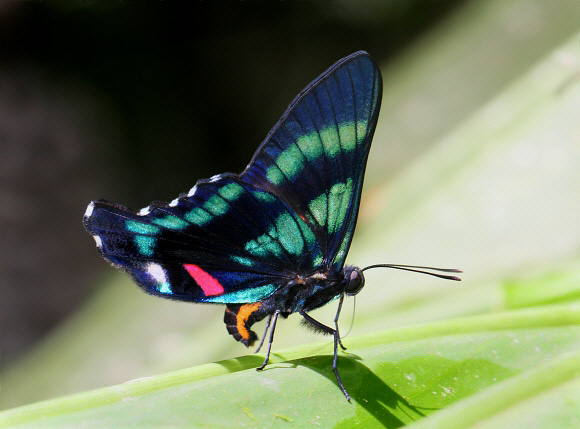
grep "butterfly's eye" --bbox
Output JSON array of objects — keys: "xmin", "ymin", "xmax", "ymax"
[{"xmin": 345, "ymin": 268, "xmax": 365, "ymax": 296}]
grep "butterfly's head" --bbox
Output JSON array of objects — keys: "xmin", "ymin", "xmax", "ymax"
[{"xmin": 343, "ymin": 266, "xmax": 365, "ymax": 296}]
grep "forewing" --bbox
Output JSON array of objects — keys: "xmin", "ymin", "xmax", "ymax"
[
  {"xmin": 241, "ymin": 51, "xmax": 382, "ymax": 270},
  {"xmin": 84, "ymin": 175, "xmax": 324, "ymax": 304}
]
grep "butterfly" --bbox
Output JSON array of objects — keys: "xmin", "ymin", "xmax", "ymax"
[{"xmin": 84, "ymin": 51, "xmax": 461, "ymax": 401}]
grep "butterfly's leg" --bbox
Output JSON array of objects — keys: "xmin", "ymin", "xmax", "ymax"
[
  {"xmin": 300, "ymin": 310, "xmax": 351, "ymax": 402},
  {"xmin": 257, "ymin": 310, "xmax": 280, "ymax": 371},
  {"xmin": 254, "ymin": 314, "xmax": 273, "ymax": 354},
  {"xmin": 334, "ymin": 294, "xmax": 347, "ymax": 350}
]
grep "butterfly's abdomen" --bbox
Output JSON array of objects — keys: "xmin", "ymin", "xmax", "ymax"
[{"xmin": 224, "ymin": 303, "xmax": 268, "ymax": 347}]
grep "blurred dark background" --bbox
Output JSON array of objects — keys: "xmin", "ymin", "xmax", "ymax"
[{"xmin": 1, "ymin": 1, "xmax": 465, "ymax": 367}]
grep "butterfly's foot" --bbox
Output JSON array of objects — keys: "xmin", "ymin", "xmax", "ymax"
[
  {"xmin": 333, "ymin": 365, "xmax": 352, "ymax": 402},
  {"xmin": 256, "ymin": 358, "xmax": 269, "ymax": 371}
]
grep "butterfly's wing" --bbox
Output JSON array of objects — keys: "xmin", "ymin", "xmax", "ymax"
[
  {"xmin": 84, "ymin": 51, "xmax": 382, "ymax": 308},
  {"xmin": 241, "ymin": 51, "xmax": 382, "ymax": 271},
  {"xmin": 84, "ymin": 175, "xmax": 324, "ymax": 304}
]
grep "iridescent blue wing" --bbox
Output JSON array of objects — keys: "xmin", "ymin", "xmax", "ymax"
[
  {"xmin": 84, "ymin": 51, "xmax": 382, "ymax": 304},
  {"xmin": 85, "ymin": 176, "xmax": 324, "ymax": 303},
  {"xmin": 241, "ymin": 51, "xmax": 382, "ymax": 271}
]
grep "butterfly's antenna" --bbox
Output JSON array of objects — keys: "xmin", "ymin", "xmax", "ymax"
[{"xmin": 362, "ymin": 264, "xmax": 462, "ymax": 281}]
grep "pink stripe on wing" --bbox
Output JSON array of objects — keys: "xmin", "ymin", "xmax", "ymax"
[{"xmin": 183, "ymin": 264, "xmax": 225, "ymax": 296}]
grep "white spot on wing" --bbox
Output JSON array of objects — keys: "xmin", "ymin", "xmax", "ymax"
[
  {"xmin": 84, "ymin": 202, "xmax": 95, "ymax": 218},
  {"xmin": 146, "ymin": 263, "xmax": 167, "ymax": 283},
  {"xmin": 146, "ymin": 263, "xmax": 172, "ymax": 294},
  {"xmin": 169, "ymin": 198, "xmax": 179, "ymax": 207},
  {"xmin": 187, "ymin": 185, "xmax": 198, "ymax": 197},
  {"xmin": 209, "ymin": 174, "xmax": 221, "ymax": 182},
  {"xmin": 138, "ymin": 206, "xmax": 151, "ymax": 216},
  {"xmin": 92, "ymin": 235, "xmax": 103, "ymax": 248}
]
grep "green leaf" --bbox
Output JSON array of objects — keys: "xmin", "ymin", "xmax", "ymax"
[{"xmin": 2, "ymin": 301, "xmax": 580, "ymax": 428}]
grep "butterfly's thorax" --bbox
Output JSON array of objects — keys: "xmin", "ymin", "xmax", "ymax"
[{"xmin": 260, "ymin": 265, "xmax": 359, "ymax": 316}]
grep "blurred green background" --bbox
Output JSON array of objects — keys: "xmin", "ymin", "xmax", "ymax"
[{"xmin": 2, "ymin": 0, "xmax": 580, "ymax": 418}]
